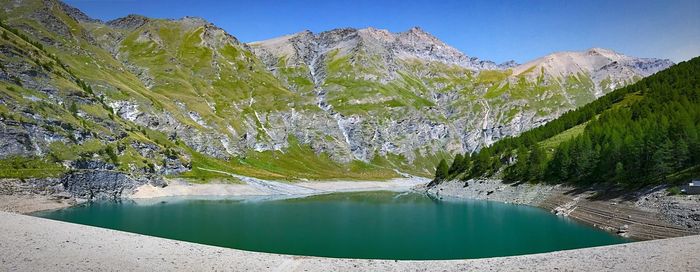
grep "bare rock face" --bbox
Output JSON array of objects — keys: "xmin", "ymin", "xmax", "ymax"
[
  {"xmin": 56, "ymin": 0, "xmax": 100, "ymax": 23},
  {"xmin": 60, "ymin": 171, "xmax": 140, "ymax": 199},
  {"xmin": 106, "ymin": 14, "xmax": 149, "ymax": 29},
  {"xmin": 0, "ymin": 121, "xmax": 37, "ymax": 159}
]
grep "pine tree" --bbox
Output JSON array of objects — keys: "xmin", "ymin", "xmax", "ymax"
[
  {"xmin": 614, "ymin": 162, "xmax": 625, "ymax": 183},
  {"xmin": 652, "ymin": 139, "xmax": 675, "ymax": 182},
  {"xmin": 526, "ymin": 146, "xmax": 547, "ymax": 182},
  {"xmin": 504, "ymin": 146, "xmax": 528, "ymax": 182},
  {"xmin": 434, "ymin": 159, "xmax": 449, "ymax": 181},
  {"xmin": 471, "ymin": 149, "xmax": 493, "ymax": 178},
  {"xmin": 675, "ymin": 139, "xmax": 690, "ymax": 169},
  {"xmin": 429, "ymin": 159, "xmax": 451, "ymax": 187},
  {"xmin": 461, "ymin": 153, "xmax": 472, "ymax": 174},
  {"xmin": 448, "ymin": 154, "xmax": 464, "ymax": 175}
]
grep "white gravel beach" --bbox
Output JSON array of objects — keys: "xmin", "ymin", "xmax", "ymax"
[
  {"xmin": 1, "ymin": 211, "xmax": 698, "ymax": 271},
  {"xmin": 129, "ymin": 177, "xmax": 428, "ymax": 199}
]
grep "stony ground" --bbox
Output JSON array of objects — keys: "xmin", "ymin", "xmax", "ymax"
[
  {"xmin": 636, "ymin": 188, "xmax": 700, "ymax": 232},
  {"xmin": 423, "ymin": 178, "xmax": 557, "ymax": 205},
  {"xmin": 0, "ymin": 177, "xmax": 430, "ymax": 214},
  {"xmin": 1, "ymin": 211, "xmax": 698, "ymax": 272},
  {"xmin": 130, "ymin": 177, "xmax": 428, "ymax": 199},
  {"xmin": 0, "ymin": 194, "xmax": 73, "ymax": 214},
  {"xmin": 427, "ymin": 179, "xmax": 700, "ymax": 240}
]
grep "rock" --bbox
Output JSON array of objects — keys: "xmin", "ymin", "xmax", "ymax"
[
  {"xmin": 72, "ymin": 160, "xmax": 115, "ymax": 170},
  {"xmin": 106, "ymin": 15, "xmax": 149, "ymax": 29},
  {"xmin": 51, "ymin": 192, "xmax": 72, "ymax": 199},
  {"xmin": 60, "ymin": 170, "xmax": 145, "ymax": 200},
  {"xmin": 617, "ymin": 224, "xmax": 629, "ymax": 234}
]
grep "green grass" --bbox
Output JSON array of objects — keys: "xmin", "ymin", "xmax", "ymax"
[
  {"xmin": 0, "ymin": 156, "xmax": 67, "ymax": 179},
  {"xmin": 240, "ymin": 137, "xmax": 398, "ymax": 181},
  {"xmin": 176, "ymin": 151, "xmax": 243, "ymax": 184},
  {"xmin": 539, "ymin": 122, "xmax": 588, "ymax": 153},
  {"xmin": 476, "ymin": 69, "xmax": 512, "ymax": 84},
  {"xmin": 370, "ymin": 149, "xmax": 447, "ymax": 178},
  {"xmin": 177, "ymin": 137, "xmax": 399, "ymax": 182}
]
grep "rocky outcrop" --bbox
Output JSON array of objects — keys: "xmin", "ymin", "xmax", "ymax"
[
  {"xmin": 0, "ymin": 121, "xmax": 38, "ymax": 159},
  {"xmin": 1, "ymin": 170, "xmax": 164, "ymax": 201},
  {"xmin": 60, "ymin": 170, "xmax": 144, "ymax": 199},
  {"xmin": 106, "ymin": 14, "xmax": 150, "ymax": 29},
  {"xmin": 56, "ymin": 0, "xmax": 100, "ymax": 23}
]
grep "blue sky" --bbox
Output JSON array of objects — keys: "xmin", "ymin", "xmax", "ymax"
[{"xmin": 66, "ymin": 0, "xmax": 699, "ymax": 63}]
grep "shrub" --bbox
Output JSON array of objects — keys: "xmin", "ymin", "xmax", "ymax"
[{"xmin": 667, "ymin": 186, "xmax": 682, "ymax": 196}]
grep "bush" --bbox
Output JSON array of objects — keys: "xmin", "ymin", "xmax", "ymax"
[{"xmin": 667, "ymin": 186, "xmax": 682, "ymax": 195}]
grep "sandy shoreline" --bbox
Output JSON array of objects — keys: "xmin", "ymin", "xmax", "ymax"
[
  {"xmin": 128, "ymin": 178, "xmax": 428, "ymax": 199},
  {"xmin": 0, "ymin": 194, "xmax": 75, "ymax": 214},
  {"xmin": 0, "ymin": 177, "xmax": 429, "ymax": 214},
  {"xmin": 1, "ymin": 211, "xmax": 698, "ymax": 271}
]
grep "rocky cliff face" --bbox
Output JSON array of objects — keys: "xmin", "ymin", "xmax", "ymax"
[
  {"xmin": 249, "ymin": 28, "xmax": 672, "ymax": 161},
  {"xmin": 0, "ymin": 0, "xmax": 674, "ymax": 182}
]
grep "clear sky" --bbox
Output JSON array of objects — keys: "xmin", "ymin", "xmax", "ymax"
[{"xmin": 66, "ymin": 0, "xmax": 699, "ymax": 64}]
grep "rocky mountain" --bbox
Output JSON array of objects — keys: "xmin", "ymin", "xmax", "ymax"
[
  {"xmin": 513, "ymin": 48, "xmax": 674, "ymax": 96},
  {"xmin": 0, "ymin": 0, "xmax": 674, "ymax": 183},
  {"xmin": 248, "ymin": 27, "xmax": 672, "ymax": 162}
]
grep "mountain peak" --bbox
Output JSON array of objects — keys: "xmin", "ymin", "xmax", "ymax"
[
  {"xmin": 498, "ymin": 60, "xmax": 519, "ymax": 69},
  {"xmin": 106, "ymin": 14, "xmax": 150, "ymax": 29},
  {"xmin": 400, "ymin": 26, "xmax": 440, "ymax": 43},
  {"xmin": 249, "ymin": 26, "xmax": 502, "ymax": 70},
  {"xmin": 56, "ymin": 0, "xmax": 100, "ymax": 23},
  {"xmin": 587, "ymin": 47, "xmax": 615, "ymax": 54},
  {"xmin": 512, "ymin": 48, "xmax": 673, "ymax": 94},
  {"xmin": 585, "ymin": 47, "xmax": 623, "ymax": 59},
  {"xmin": 358, "ymin": 27, "xmax": 394, "ymax": 43},
  {"xmin": 408, "ymin": 26, "xmax": 425, "ymax": 33},
  {"xmin": 176, "ymin": 16, "xmax": 210, "ymax": 25}
]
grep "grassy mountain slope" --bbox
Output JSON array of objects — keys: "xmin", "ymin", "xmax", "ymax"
[
  {"xmin": 0, "ymin": 0, "xmax": 675, "ymax": 182},
  {"xmin": 0, "ymin": 0, "xmax": 397, "ymax": 181}
]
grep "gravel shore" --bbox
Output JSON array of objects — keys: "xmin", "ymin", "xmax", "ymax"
[
  {"xmin": 426, "ymin": 179, "xmax": 700, "ymax": 240},
  {"xmin": 129, "ymin": 177, "xmax": 428, "ymax": 199},
  {"xmin": 0, "ymin": 194, "xmax": 74, "ymax": 214},
  {"xmin": 1, "ymin": 211, "xmax": 698, "ymax": 271},
  {"xmin": 0, "ymin": 177, "xmax": 429, "ymax": 214}
]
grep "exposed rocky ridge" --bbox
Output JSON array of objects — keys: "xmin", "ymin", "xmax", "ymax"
[
  {"xmin": 249, "ymin": 26, "xmax": 500, "ymax": 72},
  {"xmin": 55, "ymin": 0, "xmax": 100, "ymax": 23},
  {"xmin": 249, "ymin": 27, "xmax": 673, "ymax": 160},
  {"xmin": 512, "ymin": 48, "xmax": 673, "ymax": 96},
  {"xmin": 106, "ymin": 14, "xmax": 149, "ymax": 29},
  {"xmin": 0, "ymin": 0, "xmax": 676, "ymax": 181}
]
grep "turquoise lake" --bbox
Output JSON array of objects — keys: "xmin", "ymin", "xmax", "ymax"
[{"xmin": 35, "ymin": 191, "xmax": 627, "ymax": 260}]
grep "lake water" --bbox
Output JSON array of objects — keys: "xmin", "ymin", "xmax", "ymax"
[{"xmin": 35, "ymin": 191, "xmax": 627, "ymax": 260}]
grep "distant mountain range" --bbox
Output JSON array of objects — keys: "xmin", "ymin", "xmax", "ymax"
[{"xmin": 0, "ymin": 0, "xmax": 674, "ymax": 180}]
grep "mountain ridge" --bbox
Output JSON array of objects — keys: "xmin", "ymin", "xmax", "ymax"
[{"xmin": 0, "ymin": 0, "xmax": 676, "ymax": 183}]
